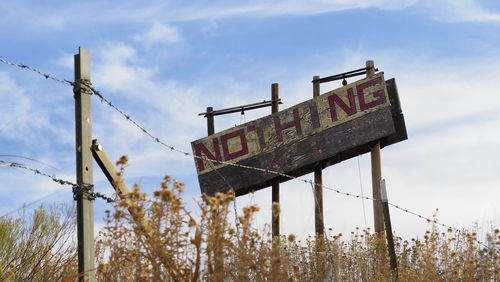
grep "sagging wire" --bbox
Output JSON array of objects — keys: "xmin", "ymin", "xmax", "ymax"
[{"xmin": 1, "ymin": 161, "xmax": 114, "ymax": 203}]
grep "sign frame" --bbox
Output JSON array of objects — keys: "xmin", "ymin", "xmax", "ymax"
[{"xmin": 191, "ymin": 73, "xmax": 407, "ymax": 196}]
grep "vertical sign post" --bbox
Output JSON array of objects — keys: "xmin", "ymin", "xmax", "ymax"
[
  {"xmin": 206, "ymin": 107, "xmax": 215, "ymax": 135},
  {"xmin": 271, "ymin": 83, "xmax": 280, "ymax": 237},
  {"xmin": 74, "ymin": 47, "xmax": 95, "ymax": 281},
  {"xmin": 312, "ymin": 75, "xmax": 324, "ymax": 236},
  {"xmin": 367, "ymin": 60, "xmax": 384, "ymax": 233}
]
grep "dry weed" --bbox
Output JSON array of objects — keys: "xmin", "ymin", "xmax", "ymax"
[{"xmin": 94, "ymin": 159, "xmax": 499, "ymax": 281}]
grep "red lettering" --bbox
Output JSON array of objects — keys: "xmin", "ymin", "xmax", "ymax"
[
  {"xmin": 194, "ymin": 138, "xmax": 221, "ymax": 171},
  {"xmin": 357, "ymin": 77, "xmax": 386, "ymax": 111},
  {"xmin": 328, "ymin": 88, "xmax": 357, "ymax": 122},
  {"xmin": 274, "ymin": 109, "xmax": 302, "ymax": 142},
  {"xmin": 221, "ymin": 129, "xmax": 248, "ymax": 161},
  {"xmin": 309, "ymin": 101, "xmax": 321, "ymax": 129}
]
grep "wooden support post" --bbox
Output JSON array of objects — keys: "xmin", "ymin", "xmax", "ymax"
[
  {"xmin": 206, "ymin": 107, "xmax": 215, "ymax": 135},
  {"xmin": 204, "ymin": 107, "xmax": 223, "ymax": 280},
  {"xmin": 74, "ymin": 47, "xmax": 95, "ymax": 281},
  {"xmin": 367, "ymin": 60, "xmax": 384, "ymax": 233},
  {"xmin": 313, "ymin": 75, "xmax": 324, "ymax": 236},
  {"xmin": 271, "ymin": 83, "xmax": 280, "ymax": 238},
  {"xmin": 380, "ymin": 179, "xmax": 398, "ymax": 272},
  {"xmin": 91, "ymin": 139, "xmax": 153, "ymax": 237},
  {"xmin": 91, "ymin": 140, "xmax": 131, "ymax": 196}
]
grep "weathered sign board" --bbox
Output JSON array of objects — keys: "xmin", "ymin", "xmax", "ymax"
[{"xmin": 192, "ymin": 72, "xmax": 407, "ymax": 196}]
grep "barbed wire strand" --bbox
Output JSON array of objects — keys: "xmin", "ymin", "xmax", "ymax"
[
  {"xmin": 0, "ymin": 57, "xmax": 74, "ymax": 86},
  {"xmin": 2, "ymin": 161, "xmax": 114, "ymax": 203},
  {"xmin": 1, "ymin": 56, "xmax": 495, "ymax": 249}
]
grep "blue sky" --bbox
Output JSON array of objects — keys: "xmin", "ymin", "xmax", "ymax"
[{"xmin": 1, "ymin": 0, "xmax": 500, "ymax": 240}]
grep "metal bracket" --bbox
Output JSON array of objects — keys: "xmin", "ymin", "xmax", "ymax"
[
  {"xmin": 198, "ymin": 99, "xmax": 282, "ymax": 117},
  {"xmin": 311, "ymin": 66, "xmax": 379, "ymax": 85}
]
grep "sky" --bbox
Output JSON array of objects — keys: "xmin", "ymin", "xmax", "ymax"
[{"xmin": 1, "ymin": 0, "xmax": 500, "ymax": 242}]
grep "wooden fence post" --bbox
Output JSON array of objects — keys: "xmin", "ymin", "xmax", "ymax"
[{"xmin": 74, "ymin": 47, "xmax": 95, "ymax": 281}]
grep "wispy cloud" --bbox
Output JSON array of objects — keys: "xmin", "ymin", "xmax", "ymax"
[
  {"xmin": 134, "ymin": 22, "xmax": 182, "ymax": 46},
  {"xmin": 415, "ymin": 0, "xmax": 500, "ymax": 23},
  {"xmin": 1, "ymin": 0, "xmax": 499, "ymax": 34},
  {"xmin": 132, "ymin": 0, "xmax": 415, "ymax": 21}
]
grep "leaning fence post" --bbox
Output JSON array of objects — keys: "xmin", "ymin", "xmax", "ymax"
[{"xmin": 380, "ymin": 179, "xmax": 398, "ymax": 273}]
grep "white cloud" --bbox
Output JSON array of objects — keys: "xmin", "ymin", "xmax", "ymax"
[
  {"xmin": 88, "ymin": 42, "xmax": 218, "ymax": 180},
  {"xmin": 0, "ymin": 72, "xmax": 34, "ymax": 140},
  {"xmin": 416, "ymin": 0, "xmax": 500, "ymax": 23},
  {"xmin": 55, "ymin": 53, "xmax": 74, "ymax": 69},
  {"xmin": 201, "ymin": 21, "xmax": 220, "ymax": 36},
  {"xmin": 2, "ymin": 0, "xmax": 499, "ymax": 35},
  {"xmin": 93, "ymin": 42, "xmax": 153, "ymax": 93},
  {"xmin": 134, "ymin": 22, "xmax": 182, "ymax": 45}
]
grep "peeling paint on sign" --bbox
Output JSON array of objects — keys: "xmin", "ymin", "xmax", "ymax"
[{"xmin": 191, "ymin": 73, "xmax": 406, "ymax": 196}]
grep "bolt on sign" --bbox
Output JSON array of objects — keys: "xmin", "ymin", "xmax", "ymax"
[{"xmin": 192, "ymin": 72, "xmax": 407, "ymax": 196}]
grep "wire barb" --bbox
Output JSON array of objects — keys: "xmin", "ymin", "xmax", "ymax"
[
  {"xmin": 0, "ymin": 57, "xmax": 74, "ymax": 86},
  {"xmin": 5, "ymin": 162, "xmax": 114, "ymax": 203}
]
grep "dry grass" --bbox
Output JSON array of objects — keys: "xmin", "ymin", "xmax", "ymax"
[
  {"xmin": 1, "ymin": 157, "xmax": 498, "ymax": 281},
  {"xmin": 93, "ymin": 158, "xmax": 500, "ymax": 281}
]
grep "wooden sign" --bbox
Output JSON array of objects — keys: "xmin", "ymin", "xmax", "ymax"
[{"xmin": 191, "ymin": 72, "xmax": 407, "ymax": 196}]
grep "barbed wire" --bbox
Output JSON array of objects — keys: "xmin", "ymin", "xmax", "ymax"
[
  {"xmin": 2, "ymin": 161, "xmax": 114, "ymax": 203},
  {"xmin": 1, "ymin": 56, "xmax": 495, "ymax": 248},
  {"xmin": 0, "ymin": 57, "xmax": 74, "ymax": 86}
]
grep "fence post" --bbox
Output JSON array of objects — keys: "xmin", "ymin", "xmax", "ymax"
[
  {"xmin": 74, "ymin": 47, "xmax": 95, "ymax": 281},
  {"xmin": 380, "ymin": 179, "xmax": 398, "ymax": 273}
]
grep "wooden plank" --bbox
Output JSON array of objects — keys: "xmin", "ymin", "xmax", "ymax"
[
  {"xmin": 192, "ymin": 73, "xmax": 398, "ymax": 196},
  {"xmin": 197, "ymin": 107, "xmax": 395, "ymax": 196},
  {"xmin": 91, "ymin": 140, "xmax": 130, "ymax": 196},
  {"xmin": 91, "ymin": 139, "xmax": 153, "ymax": 237}
]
